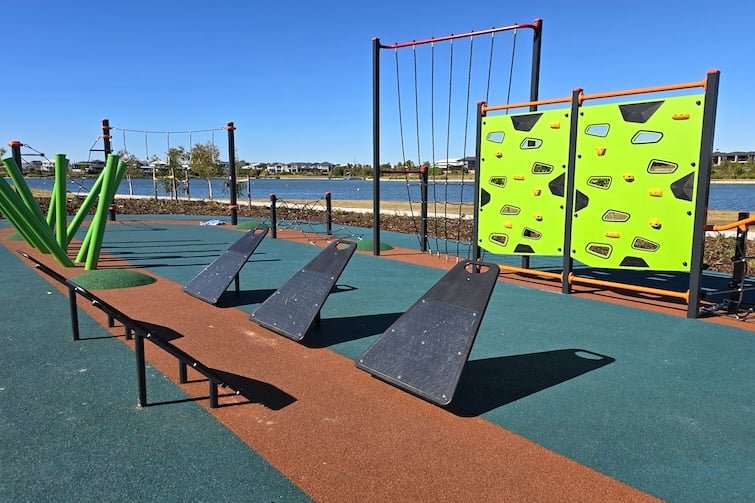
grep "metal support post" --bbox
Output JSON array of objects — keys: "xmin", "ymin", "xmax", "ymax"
[
  {"xmin": 227, "ymin": 122, "xmax": 238, "ymax": 225},
  {"xmin": 270, "ymin": 193, "xmax": 277, "ymax": 238},
  {"xmin": 325, "ymin": 192, "xmax": 332, "ymax": 235}
]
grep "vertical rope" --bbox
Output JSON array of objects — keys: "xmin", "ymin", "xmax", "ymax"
[
  {"xmin": 505, "ymin": 27, "xmax": 518, "ymax": 111},
  {"xmin": 486, "ymin": 32, "xmax": 495, "ymax": 102},
  {"xmin": 456, "ymin": 35, "xmax": 475, "ymax": 259},
  {"xmin": 394, "ymin": 47, "xmax": 421, "ymax": 246},
  {"xmin": 443, "ymin": 38, "xmax": 454, "ymax": 256},
  {"xmin": 430, "ymin": 41, "xmax": 440, "ymax": 254}
]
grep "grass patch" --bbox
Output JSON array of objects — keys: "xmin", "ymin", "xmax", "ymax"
[
  {"xmin": 72, "ymin": 269, "xmax": 156, "ymax": 290},
  {"xmin": 4, "ymin": 231, "xmax": 25, "ymax": 241},
  {"xmin": 355, "ymin": 238, "xmax": 393, "ymax": 251},
  {"xmin": 234, "ymin": 219, "xmax": 269, "ymax": 230}
]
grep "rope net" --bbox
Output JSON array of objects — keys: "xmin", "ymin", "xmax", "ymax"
[{"xmin": 379, "ymin": 23, "xmax": 535, "ymax": 259}]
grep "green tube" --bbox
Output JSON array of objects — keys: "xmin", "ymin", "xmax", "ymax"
[
  {"xmin": 84, "ymin": 154, "xmax": 119, "ymax": 270},
  {"xmin": 74, "ymin": 225, "xmax": 93, "ymax": 263},
  {"xmin": 66, "ymin": 168, "xmax": 108, "ymax": 246},
  {"xmin": 46, "ymin": 190, "xmax": 56, "ymax": 227},
  {"xmin": 2, "ymin": 158, "xmax": 48, "ymax": 225},
  {"xmin": 54, "ymin": 154, "xmax": 68, "ymax": 248},
  {"xmin": 0, "ymin": 189, "xmax": 45, "ymax": 250},
  {"xmin": 0, "ymin": 176, "xmax": 73, "ymax": 266}
]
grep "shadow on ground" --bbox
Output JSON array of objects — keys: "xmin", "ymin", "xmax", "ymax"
[
  {"xmin": 305, "ymin": 312, "xmax": 403, "ymax": 348},
  {"xmin": 451, "ymin": 349, "xmax": 615, "ymax": 416}
]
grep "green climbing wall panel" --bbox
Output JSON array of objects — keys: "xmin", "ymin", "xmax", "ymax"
[
  {"xmin": 478, "ymin": 108, "xmax": 570, "ymax": 256},
  {"xmin": 571, "ymin": 94, "xmax": 705, "ymax": 271}
]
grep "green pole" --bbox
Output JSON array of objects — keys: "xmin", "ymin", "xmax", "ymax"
[
  {"xmin": 54, "ymin": 154, "xmax": 68, "ymax": 248},
  {"xmin": 0, "ymin": 188, "xmax": 45, "ymax": 249},
  {"xmin": 46, "ymin": 191, "xmax": 56, "ymax": 227},
  {"xmin": 75, "ymin": 225, "xmax": 93, "ymax": 263},
  {"xmin": 2, "ymin": 158, "xmax": 48, "ymax": 225},
  {"xmin": 66, "ymin": 167, "xmax": 108, "ymax": 246},
  {"xmin": 84, "ymin": 154, "xmax": 120, "ymax": 270},
  {"xmin": 0, "ymin": 176, "xmax": 73, "ymax": 265}
]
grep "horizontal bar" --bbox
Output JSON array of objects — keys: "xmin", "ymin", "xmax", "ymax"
[
  {"xmin": 705, "ymin": 215, "xmax": 755, "ymax": 232},
  {"xmin": 499, "ymin": 264, "xmax": 563, "ymax": 280},
  {"xmin": 382, "ymin": 22, "xmax": 538, "ymax": 50},
  {"xmin": 111, "ymin": 127, "xmax": 225, "ymax": 134},
  {"xmin": 382, "ymin": 169, "xmax": 423, "ymax": 174},
  {"xmin": 568, "ymin": 273, "xmax": 689, "ymax": 301},
  {"xmin": 579, "ymin": 79, "xmax": 707, "ymax": 103},
  {"xmin": 483, "ymin": 95, "xmax": 571, "ymax": 113}
]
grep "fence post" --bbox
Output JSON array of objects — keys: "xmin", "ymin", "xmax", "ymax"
[
  {"xmin": 270, "ymin": 193, "xmax": 277, "ymax": 238},
  {"xmin": 227, "ymin": 122, "xmax": 238, "ymax": 225},
  {"xmin": 325, "ymin": 192, "xmax": 332, "ymax": 235}
]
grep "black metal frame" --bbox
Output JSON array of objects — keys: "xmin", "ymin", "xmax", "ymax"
[
  {"xmin": 372, "ymin": 20, "xmax": 543, "ymax": 256},
  {"xmin": 17, "ymin": 250, "xmax": 240, "ymax": 408}
]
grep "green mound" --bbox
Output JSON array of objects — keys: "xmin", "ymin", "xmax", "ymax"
[
  {"xmin": 4, "ymin": 231, "xmax": 25, "ymax": 241},
  {"xmin": 356, "ymin": 239, "xmax": 393, "ymax": 251},
  {"xmin": 72, "ymin": 269, "xmax": 156, "ymax": 290},
  {"xmin": 234, "ymin": 220, "xmax": 269, "ymax": 230}
]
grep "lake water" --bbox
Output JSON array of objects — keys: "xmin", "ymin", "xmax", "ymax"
[{"xmin": 18, "ymin": 176, "xmax": 755, "ymax": 211}]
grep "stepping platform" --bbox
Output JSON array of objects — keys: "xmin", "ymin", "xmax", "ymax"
[
  {"xmin": 250, "ymin": 240, "xmax": 357, "ymax": 341},
  {"xmin": 356, "ymin": 260, "xmax": 500, "ymax": 406},
  {"xmin": 184, "ymin": 227, "xmax": 268, "ymax": 304}
]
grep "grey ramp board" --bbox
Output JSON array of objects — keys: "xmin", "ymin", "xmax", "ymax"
[
  {"xmin": 183, "ymin": 227, "xmax": 268, "ymax": 304},
  {"xmin": 250, "ymin": 239, "xmax": 357, "ymax": 341},
  {"xmin": 357, "ymin": 260, "xmax": 500, "ymax": 406}
]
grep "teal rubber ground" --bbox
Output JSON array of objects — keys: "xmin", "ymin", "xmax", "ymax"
[{"xmin": 0, "ymin": 244, "xmax": 310, "ymax": 502}]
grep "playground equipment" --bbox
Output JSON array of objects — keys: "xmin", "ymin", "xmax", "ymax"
[
  {"xmin": 106, "ymin": 119, "xmax": 240, "ymax": 223},
  {"xmin": 701, "ymin": 212, "xmax": 755, "ymax": 319},
  {"xmin": 184, "ymin": 227, "xmax": 269, "ymax": 304},
  {"xmin": 250, "ymin": 239, "xmax": 357, "ymax": 341},
  {"xmin": 0, "ymin": 148, "xmax": 126, "ymax": 269},
  {"xmin": 357, "ymin": 260, "xmax": 499, "ymax": 405},
  {"xmin": 372, "ymin": 20, "xmax": 543, "ymax": 258},
  {"xmin": 473, "ymin": 71, "xmax": 720, "ymax": 318},
  {"xmin": 17, "ymin": 249, "xmax": 251, "ymax": 408}
]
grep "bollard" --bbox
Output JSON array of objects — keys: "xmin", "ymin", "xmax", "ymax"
[{"xmin": 270, "ymin": 193, "xmax": 277, "ymax": 238}]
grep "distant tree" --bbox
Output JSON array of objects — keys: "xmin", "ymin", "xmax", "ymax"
[
  {"xmin": 166, "ymin": 146, "xmax": 188, "ymax": 201},
  {"xmin": 147, "ymin": 154, "xmax": 162, "ymax": 200},
  {"xmin": 190, "ymin": 142, "xmax": 220, "ymax": 200},
  {"xmin": 330, "ymin": 165, "xmax": 345, "ymax": 178},
  {"xmin": 116, "ymin": 149, "xmax": 143, "ymax": 195}
]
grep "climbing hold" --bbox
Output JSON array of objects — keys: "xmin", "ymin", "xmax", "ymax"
[
  {"xmin": 549, "ymin": 121, "xmax": 561, "ymax": 129},
  {"xmin": 532, "ymin": 188, "xmax": 542, "ymax": 196},
  {"xmin": 605, "ymin": 231, "xmax": 621, "ymax": 238},
  {"xmin": 672, "ymin": 113, "xmax": 690, "ymax": 120},
  {"xmin": 623, "ymin": 174, "xmax": 635, "ymax": 182},
  {"xmin": 513, "ymin": 175, "xmax": 525, "ymax": 181},
  {"xmin": 595, "ymin": 147, "xmax": 607, "ymax": 156},
  {"xmin": 503, "ymin": 221, "xmax": 513, "ymax": 229},
  {"xmin": 649, "ymin": 188, "xmax": 663, "ymax": 197},
  {"xmin": 649, "ymin": 219, "xmax": 662, "ymax": 229},
  {"xmin": 534, "ymin": 214, "xmax": 543, "ymax": 222},
  {"xmin": 495, "ymin": 151, "xmax": 503, "ymax": 158}
]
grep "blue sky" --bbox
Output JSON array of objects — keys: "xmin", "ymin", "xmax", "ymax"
[{"xmin": 3, "ymin": 1, "xmax": 753, "ymax": 165}]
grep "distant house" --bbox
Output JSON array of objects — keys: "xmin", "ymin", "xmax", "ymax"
[
  {"xmin": 266, "ymin": 162, "xmax": 288, "ymax": 174},
  {"xmin": 262, "ymin": 161, "xmax": 335, "ymax": 175},
  {"xmin": 70, "ymin": 160, "xmax": 106, "ymax": 174},
  {"xmin": 713, "ymin": 151, "xmax": 755, "ymax": 165},
  {"xmin": 312, "ymin": 162, "xmax": 335, "ymax": 174}
]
